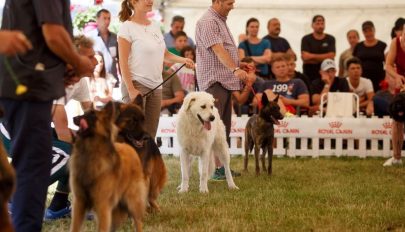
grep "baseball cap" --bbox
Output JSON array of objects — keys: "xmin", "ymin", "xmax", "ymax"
[
  {"xmin": 321, "ymin": 59, "xmax": 336, "ymax": 71},
  {"xmin": 362, "ymin": 21, "xmax": 374, "ymax": 31}
]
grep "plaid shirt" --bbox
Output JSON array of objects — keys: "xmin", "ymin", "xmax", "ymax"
[{"xmin": 195, "ymin": 7, "xmax": 242, "ymax": 91}]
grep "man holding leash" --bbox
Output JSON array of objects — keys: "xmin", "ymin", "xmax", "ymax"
[
  {"xmin": 196, "ymin": 0, "xmax": 251, "ymax": 180},
  {"xmin": 0, "ymin": 1, "xmax": 94, "ymax": 231}
]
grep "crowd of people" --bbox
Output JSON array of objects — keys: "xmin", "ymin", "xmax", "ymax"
[{"xmin": 0, "ymin": 0, "xmax": 404, "ymax": 231}]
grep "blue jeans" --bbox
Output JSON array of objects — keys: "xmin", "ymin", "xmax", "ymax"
[{"xmin": 0, "ymin": 99, "xmax": 53, "ymax": 232}]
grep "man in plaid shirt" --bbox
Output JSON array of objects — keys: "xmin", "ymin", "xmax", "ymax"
[{"xmin": 196, "ymin": 0, "xmax": 251, "ymax": 180}]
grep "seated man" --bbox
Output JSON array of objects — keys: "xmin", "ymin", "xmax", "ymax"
[
  {"xmin": 311, "ymin": 59, "xmax": 350, "ymax": 112},
  {"xmin": 161, "ymin": 71, "xmax": 185, "ymax": 115},
  {"xmin": 257, "ymin": 55, "xmax": 310, "ymax": 115},
  {"xmin": 345, "ymin": 57, "xmax": 374, "ymax": 114}
]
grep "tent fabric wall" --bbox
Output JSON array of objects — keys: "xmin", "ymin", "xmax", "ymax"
[{"xmin": 162, "ymin": 2, "xmax": 405, "ymax": 73}]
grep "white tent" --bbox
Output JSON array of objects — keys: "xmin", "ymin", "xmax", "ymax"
[{"xmin": 161, "ymin": 0, "xmax": 405, "ymax": 72}]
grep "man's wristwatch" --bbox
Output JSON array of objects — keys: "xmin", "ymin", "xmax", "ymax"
[
  {"xmin": 324, "ymin": 84, "xmax": 330, "ymax": 89},
  {"xmin": 232, "ymin": 67, "xmax": 241, "ymax": 74}
]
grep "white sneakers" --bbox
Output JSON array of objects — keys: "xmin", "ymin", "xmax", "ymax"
[{"xmin": 383, "ymin": 157, "xmax": 403, "ymax": 167}]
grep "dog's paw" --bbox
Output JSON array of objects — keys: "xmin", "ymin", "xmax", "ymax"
[
  {"xmin": 178, "ymin": 187, "xmax": 189, "ymax": 193},
  {"xmin": 176, "ymin": 185, "xmax": 181, "ymax": 190},
  {"xmin": 228, "ymin": 184, "xmax": 240, "ymax": 190},
  {"xmin": 199, "ymin": 188, "xmax": 209, "ymax": 194}
]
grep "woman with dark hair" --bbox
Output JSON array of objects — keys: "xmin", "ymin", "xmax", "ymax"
[
  {"xmin": 353, "ymin": 21, "xmax": 387, "ymax": 92},
  {"xmin": 391, "ymin": 17, "xmax": 405, "ymax": 39},
  {"xmin": 86, "ymin": 52, "xmax": 116, "ymax": 108},
  {"xmin": 238, "ymin": 17, "xmax": 272, "ymax": 78},
  {"xmin": 117, "ymin": 0, "xmax": 194, "ymax": 138},
  {"xmin": 383, "ymin": 22, "xmax": 405, "ymax": 166}
]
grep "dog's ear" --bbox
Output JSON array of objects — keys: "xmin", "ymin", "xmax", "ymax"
[
  {"xmin": 261, "ymin": 93, "xmax": 270, "ymax": 105},
  {"xmin": 103, "ymin": 101, "xmax": 118, "ymax": 120},
  {"xmin": 273, "ymin": 94, "xmax": 279, "ymax": 103},
  {"xmin": 182, "ymin": 94, "xmax": 196, "ymax": 111},
  {"xmin": 187, "ymin": 98, "xmax": 196, "ymax": 110},
  {"xmin": 133, "ymin": 95, "xmax": 143, "ymax": 109}
]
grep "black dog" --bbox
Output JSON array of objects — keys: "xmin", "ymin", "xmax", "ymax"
[
  {"xmin": 389, "ymin": 92, "xmax": 405, "ymax": 122},
  {"xmin": 244, "ymin": 94, "xmax": 284, "ymax": 175},
  {"xmin": 113, "ymin": 97, "xmax": 167, "ymax": 212}
]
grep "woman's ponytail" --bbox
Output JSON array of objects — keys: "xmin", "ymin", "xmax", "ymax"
[{"xmin": 119, "ymin": 0, "xmax": 133, "ymax": 22}]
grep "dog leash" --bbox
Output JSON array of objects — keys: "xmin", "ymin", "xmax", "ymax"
[
  {"xmin": 249, "ymin": 85, "xmax": 263, "ymax": 110},
  {"xmin": 142, "ymin": 63, "xmax": 186, "ymax": 98}
]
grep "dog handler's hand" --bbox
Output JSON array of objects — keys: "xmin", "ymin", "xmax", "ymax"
[
  {"xmin": 234, "ymin": 68, "xmax": 248, "ymax": 82},
  {"xmin": 0, "ymin": 30, "xmax": 33, "ymax": 56},
  {"xmin": 74, "ymin": 55, "xmax": 96, "ymax": 78},
  {"xmin": 183, "ymin": 58, "xmax": 195, "ymax": 69},
  {"xmin": 394, "ymin": 75, "xmax": 405, "ymax": 90},
  {"xmin": 128, "ymin": 88, "xmax": 141, "ymax": 101}
]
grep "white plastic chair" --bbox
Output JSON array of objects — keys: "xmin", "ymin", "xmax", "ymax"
[{"xmin": 320, "ymin": 92, "xmax": 359, "ymax": 118}]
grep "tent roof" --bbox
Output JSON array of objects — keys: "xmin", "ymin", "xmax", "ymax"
[{"xmin": 166, "ymin": 0, "xmax": 405, "ymax": 9}]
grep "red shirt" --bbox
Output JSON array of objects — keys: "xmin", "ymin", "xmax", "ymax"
[{"xmin": 395, "ymin": 36, "xmax": 405, "ymax": 76}]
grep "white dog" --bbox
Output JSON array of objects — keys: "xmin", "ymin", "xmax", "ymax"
[{"xmin": 176, "ymin": 92, "xmax": 239, "ymax": 193}]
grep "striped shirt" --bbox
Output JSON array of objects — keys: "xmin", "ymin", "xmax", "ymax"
[{"xmin": 195, "ymin": 7, "xmax": 242, "ymax": 91}]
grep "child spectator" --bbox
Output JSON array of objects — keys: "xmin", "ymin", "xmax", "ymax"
[
  {"xmin": 169, "ymin": 46, "xmax": 197, "ymax": 93},
  {"xmin": 257, "ymin": 56, "xmax": 310, "ymax": 115},
  {"xmin": 311, "ymin": 59, "xmax": 350, "ymax": 109},
  {"xmin": 165, "ymin": 31, "xmax": 189, "ymax": 70},
  {"xmin": 168, "ymin": 31, "xmax": 188, "ymax": 56},
  {"xmin": 233, "ymin": 56, "xmax": 266, "ymax": 115}
]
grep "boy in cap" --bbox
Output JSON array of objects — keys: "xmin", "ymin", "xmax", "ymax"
[{"xmin": 311, "ymin": 59, "xmax": 350, "ymax": 110}]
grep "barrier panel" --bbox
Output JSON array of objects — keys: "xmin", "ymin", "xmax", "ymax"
[{"xmin": 156, "ymin": 115, "xmax": 400, "ymax": 158}]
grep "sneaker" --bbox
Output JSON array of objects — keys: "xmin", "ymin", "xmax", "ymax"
[
  {"xmin": 211, "ymin": 167, "xmax": 226, "ymax": 181},
  {"xmin": 44, "ymin": 204, "xmax": 71, "ymax": 221},
  {"xmin": 383, "ymin": 157, "xmax": 403, "ymax": 167},
  {"xmin": 218, "ymin": 166, "xmax": 241, "ymax": 177},
  {"xmin": 211, "ymin": 167, "xmax": 241, "ymax": 181},
  {"xmin": 44, "ymin": 204, "xmax": 94, "ymax": 221}
]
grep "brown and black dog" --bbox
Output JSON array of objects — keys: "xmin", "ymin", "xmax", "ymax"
[
  {"xmin": 69, "ymin": 102, "xmax": 147, "ymax": 232},
  {"xmin": 0, "ymin": 138, "xmax": 15, "ymax": 232},
  {"xmin": 114, "ymin": 96, "xmax": 167, "ymax": 212},
  {"xmin": 244, "ymin": 94, "xmax": 283, "ymax": 175},
  {"xmin": 0, "ymin": 109, "xmax": 15, "ymax": 232}
]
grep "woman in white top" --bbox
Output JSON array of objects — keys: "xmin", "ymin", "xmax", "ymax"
[
  {"xmin": 87, "ymin": 52, "xmax": 116, "ymax": 109},
  {"xmin": 118, "ymin": 0, "xmax": 194, "ymax": 138}
]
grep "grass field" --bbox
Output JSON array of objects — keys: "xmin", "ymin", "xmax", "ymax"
[{"xmin": 42, "ymin": 156, "xmax": 405, "ymax": 232}]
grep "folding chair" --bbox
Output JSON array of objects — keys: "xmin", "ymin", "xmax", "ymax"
[{"xmin": 320, "ymin": 92, "xmax": 360, "ymax": 118}]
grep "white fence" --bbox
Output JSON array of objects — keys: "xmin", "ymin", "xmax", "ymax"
[{"xmin": 156, "ymin": 115, "xmax": 401, "ymax": 158}]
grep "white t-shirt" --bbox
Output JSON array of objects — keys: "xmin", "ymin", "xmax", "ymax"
[
  {"xmin": 118, "ymin": 21, "xmax": 166, "ymax": 89},
  {"xmin": 346, "ymin": 77, "xmax": 374, "ymax": 97},
  {"xmin": 54, "ymin": 78, "xmax": 90, "ymax": 105}
]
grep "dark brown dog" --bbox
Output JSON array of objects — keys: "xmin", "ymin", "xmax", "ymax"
[
  {"xmin": 0, "ymin": 139, "xmax": 15, "ymax": 232},
  {"xmin": 69, "ymin": 103, "xmax": 146, "ymax": 232},
  {"xmin": 244, "ymin": 94, "xmax": 284, "ymax": 175},
  {"xmin": 114, "ymin": 96, "xmax": 167, "ymax": 212},
  {"xmin": 389, "ymin": 92, "xmax": 405, "ymax": 122}
]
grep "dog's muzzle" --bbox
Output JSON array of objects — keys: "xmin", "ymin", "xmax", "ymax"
[{"xmin": 197, "ymin": 114, "xmax": 213, "ymax": 131}]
